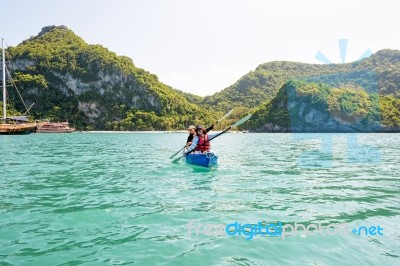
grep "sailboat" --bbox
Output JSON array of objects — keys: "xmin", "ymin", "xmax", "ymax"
[{"xmin": 0, "ymin": 38, "xmax": 36, "ymax": 134}]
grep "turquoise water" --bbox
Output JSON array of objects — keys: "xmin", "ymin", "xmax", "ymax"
[{"xmin": 0, "ymin": 132, "xmax": 399, "ymax": 265}]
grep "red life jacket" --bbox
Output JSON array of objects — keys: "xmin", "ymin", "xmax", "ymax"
[{"xmin": 195, "ymin": 134, "xmax": 211, "ymax": 152}]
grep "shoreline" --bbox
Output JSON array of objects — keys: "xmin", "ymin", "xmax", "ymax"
[
  {"xmin": 78, "ymin": 130, "xmax": 400, "ymax": 134},
  {"xmin": 83, "ymin": 130, "xmax": 247, "ymax": 134}
]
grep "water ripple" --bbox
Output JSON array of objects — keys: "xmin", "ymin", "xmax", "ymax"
[{"xmin": 0, "ymin": 133, "xmax": 399, "ymax": 265}]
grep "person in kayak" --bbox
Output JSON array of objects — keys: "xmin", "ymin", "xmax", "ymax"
[
  {"xmin": 186, "ymin": 125, "xmax": 196, "ymax": 148},
  {"xmin": 185, "ymin": 125, "xmax": 216, "ymax": 154},
  {"xmin": 186, "ymin": 124, "xmax": 214, "ymax": 148}
]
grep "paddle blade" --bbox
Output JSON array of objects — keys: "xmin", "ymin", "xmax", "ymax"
[
  {"xmin": 172, "ymin": 155, "xmax": 184, "ymax": 163},
  {"xmin": 217, "ymin": 109, "xmax": 234, "ymax": 123},
  {"xmin": 231, "ymin": 114, "xmax": 252, "ymax": 128}
]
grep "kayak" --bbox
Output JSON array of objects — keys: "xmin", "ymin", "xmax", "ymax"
[{"xmin": 186, "ymin": 152, "xmax": 218, "ymax": 168}]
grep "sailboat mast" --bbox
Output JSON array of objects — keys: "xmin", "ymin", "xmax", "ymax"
[{"xmin": 2, "ymin": 38, "xmax": 6, "ymax": 120}]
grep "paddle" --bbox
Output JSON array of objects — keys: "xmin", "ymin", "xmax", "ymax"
[
  {"xmin": 172, "ymin": 113, "xmax": 252, "ymax": 163},
  {"xmin": 169, "ymin": 109, "xmax": 234, "ymax": 159}
]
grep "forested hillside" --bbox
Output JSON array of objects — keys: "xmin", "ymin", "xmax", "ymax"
[
  {"xmin": 203, "ymin": 50, "xmax": 400, "ymax": 113},
  {"xmin": 244, "ymin": 80, "xmax": 400, "ymax": 132},
  {"xmin": 6, "ymin": 26, "xmax": 213, "ymax": 130},
  {"xmin": 3, "ymin": 25, "xmax": 399, "ymax": 131}
]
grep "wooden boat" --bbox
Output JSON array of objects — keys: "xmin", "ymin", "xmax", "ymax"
[
  {"xmin": 0, "ymin": 117, "xmax": 36, "ymax": 134},
  {"xmin": 1, "ymin": 39, "xmax": 36, "ymax": 135}
]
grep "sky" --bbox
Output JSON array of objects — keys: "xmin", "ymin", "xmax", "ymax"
[{"xmin": 1, "ymin": 0, "xmax": 400, "ymax": 96}]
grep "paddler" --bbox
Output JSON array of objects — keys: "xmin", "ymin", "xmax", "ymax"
[{"xmin": 185, "ymin": 125, "xmax": 216, "ymax": 154}]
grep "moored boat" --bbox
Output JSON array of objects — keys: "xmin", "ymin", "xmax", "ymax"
[
  {"xmin": 36, "ymin": 121, "xmax": 76, "ymax": 133},
  {"xmin": 0, "ymin": 122, "xmax": 35, "ymax": 134},
  {"xmin": 1, "ymin": 39, "xmax": 36, "ymax": 135},
  {"xmin": 185, "ymin": 152, "xmax": 218, "ymax": 168}
]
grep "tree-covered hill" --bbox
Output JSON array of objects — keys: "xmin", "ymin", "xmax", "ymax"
[
  {"xmin": 244, "ymin": 80, "xmax": 400, "ymax": 132},
  {"xmin": 202, "ymin": 49, "xmax": 400, "ymax": 113},
  {"xmin": 6, "ymin": 26, "xmax": 213, "ymax": 130},
  {"xmin": 4, "ymin": 25, "xmax": 399, "ymax": 132}
]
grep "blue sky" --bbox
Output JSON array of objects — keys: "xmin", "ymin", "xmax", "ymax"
[{"xmin": 1, "ymin": 0, "xmax": 399, "ymax": 96}]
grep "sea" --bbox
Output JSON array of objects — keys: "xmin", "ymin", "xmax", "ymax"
[{"xmin": 0, "ymin": 132, "xmax": 399, "ymax": 265}]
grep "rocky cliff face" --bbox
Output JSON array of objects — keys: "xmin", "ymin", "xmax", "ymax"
[
  {"xmin": 11, "ymin": 59, "xmax": 162, "ymax": 124},
  {"xmin": 248, "ymin": 81, "xmax": 400, "ymax": 133}
]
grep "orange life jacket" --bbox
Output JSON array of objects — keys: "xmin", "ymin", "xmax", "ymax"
[{"xmin": 195, "ymin": 134, "xmax": 211, "ymax": 152}]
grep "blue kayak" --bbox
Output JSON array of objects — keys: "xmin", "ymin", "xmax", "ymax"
[{"xmin": 186, "ymin": 152, "xmax": 218, "ymax": 168}]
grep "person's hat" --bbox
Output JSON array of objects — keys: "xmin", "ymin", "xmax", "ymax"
[
  {"xmin": 195, "ymin": 125, "xmax": 203, "ymax": 130},
  {"xmin": 188, "ymin": 125, "xmax": 195, "ymax": 130}
]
